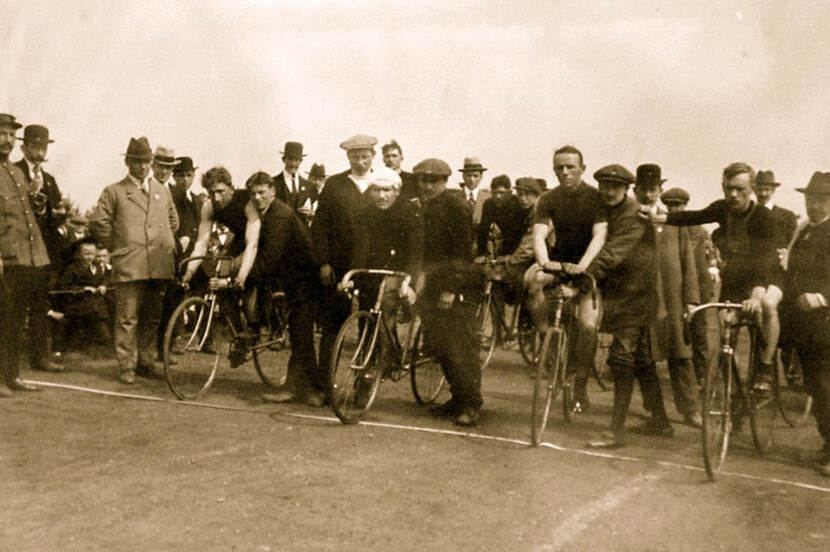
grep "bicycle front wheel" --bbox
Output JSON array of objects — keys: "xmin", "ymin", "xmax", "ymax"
[
  {"xmin": 163, "ymin": 296, "xmax": 224, "ymax": 400},
  {"xmin": 701, "ymin": 353, "xmax": 731, "ymax": 481},
  {"xmin": 746, "ymin": 328, "xmax": 778, "ymax": 453},
  {"xmin": 476, "ymin": 294, "xmax": 498, "ymax": 370},
  {"xmin": 410, "ymin": 323, "xmax": 446, "ymax": 405},
  {"xmin": 778, "ymin": 348, "xmax": 813, "ymax": 427},
  {"xmin": 329, "ymin": 311, "xmax": 382, "ymax": 424},
  {"xmin": 531, "ymin": 327, "xmax": 565, "ymax": 446},
  {"xmin": 517, "ymin": 308, "xmax": 541, "ymax": 377}
]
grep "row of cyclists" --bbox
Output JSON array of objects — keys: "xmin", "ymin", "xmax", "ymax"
[{"xmin": 174, "ymin": 135, "xmax": 829, "ymax": 476}]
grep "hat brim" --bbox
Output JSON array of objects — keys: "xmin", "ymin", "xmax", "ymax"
[
  {"xmin": 598, "ymin": 178, "xmax": 633, "ymax": 187},
  {"xmin": 18, "ymin": 137, "xmax": 54, "ymax": 143},
  {"xmin": 0, "ymin": 122, "xmax": 23, "ymax": 130},
  {"xmin": 796, "ymin": 187, "xmax": 830, "ymax": 195},
  {"xmin": 154, "ymin": 159, "xmax": 181, "ymax": 166},
  {"xmin": 460, "ymin": 167, "xmax": 487, "ymax": 172},
  {"xmin": 280, "ymin": 151, "xmax": 308, "ymax": 157},
  {"xmin": 122, "ymin": 154, "xmax": 153, "ymax": 161}
]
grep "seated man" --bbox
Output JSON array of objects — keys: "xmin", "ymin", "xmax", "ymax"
[
  {"xmin": 475, "ymin": 174, "xmax": 526, "ymax": 260},
  {"xmin": 649, "ymin": 162, "xmax": 782, "ymax": 388},
  {"xmin": 498, "ymin": 176, "xmax": 543, "ymax": 305}
]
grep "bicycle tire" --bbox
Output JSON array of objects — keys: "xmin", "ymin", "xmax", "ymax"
[
  {"xmin": 252, "ymin": 295, "xmax": 291, "ymax": 388},
  {"xmin": 329, "ymin": 311, "xmax": 383, "ymax": 424},
  {"xmin": 517, "ymin": 307, "xmax": 540, "ymax": 376},
  {"xmin": 743, "ymin": 325, "xmax": 777, "ymax": 453},
  {"xmin": 701, "ymin": 353, "xmax": 731, "ymax": 481},
  {"xmin": 778, "ymin": 348, "xmax": 814, "ymax": 427},
  {"xmin": 476, "ymin": 294, "xmax": 498, "ymax": 370},
  {"xmin": 163, "ymin": 296, "xmax": 223, "ymax": 400},
  {"xmin": 409, "ymin": 323, "xmax": 446, "ymax": 405},
  {"xmin": 531, "ymin": 327, "xmax": 564, "ymax": 446}
]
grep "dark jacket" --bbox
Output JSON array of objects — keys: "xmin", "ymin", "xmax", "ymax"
[
  {"xmin": 249, "ymin": 199, "xmax": 317, "ymax": 287},
  {"xmin": 58, "ymin": 260, "xmax": 110, "ymax": 320},
  {"xmin": 353, "ymin": 198, "xmax": 424, "ymax": 278},
  {"xmin": 0, "ymin": 161, "xmax": 50, "ymax": 268},
  {"xmin": 586, "ymin": 196, "xmax": 658, "ymax": 331},
  {"xmin": 169, "ymin": 184, "xmax": 203, "ymax": 257},
  {"xmin": 399, "ymin": 171, "xmax": 419, "ymax": 202},
  {"xmin": 784, "ymin": 219, "xmax": 830, "ymax": 348},
  {"xmin": 13, "ymin": 159, "xmax": 63, "ymax": 265},
  {"xmin": 476, "ymin": 195, "xmax": 528, "ymax": 257},
  {"xmin": 311, "ymin": 171, "xmax": 368, "ymax": 277},
  {"xmin": 770, "ymin": 205, "xmax": 799, "ymax": 249}
]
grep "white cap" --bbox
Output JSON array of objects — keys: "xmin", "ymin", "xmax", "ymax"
[{"xmin": 368, "ymin": 167, "xmax": 402, "ymax": 190}]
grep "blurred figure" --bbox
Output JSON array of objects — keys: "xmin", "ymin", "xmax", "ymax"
[
  {"xmin": 298, "ymin": 162, "xmax": 326, "ymax": 224},
  {"xmin": 754, "ymin": 170, "xmax": 798, "ymax": 252},
  {"xmin": 382, "ymin": 139, "xmax": 418, "ymax": 201}
]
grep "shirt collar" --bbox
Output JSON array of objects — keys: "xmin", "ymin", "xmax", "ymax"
[{"xmin": 128, "ymin": 173, "xmax": 148, "ymax": 190}]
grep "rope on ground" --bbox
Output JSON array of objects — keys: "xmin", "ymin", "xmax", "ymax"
[{"xmin": 27, "ymin": 379, "xmax": 830, "ymax": 495}]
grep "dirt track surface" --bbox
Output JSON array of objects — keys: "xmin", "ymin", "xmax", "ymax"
[{"xmin": 2, "ymin": 346, "xmax": 829, "ymax": 551}]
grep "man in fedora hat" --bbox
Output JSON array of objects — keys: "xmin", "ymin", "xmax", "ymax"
[
  {"xmin": 0, "ymin": 113, "xmax": 53, "ymax": 396},
  {"xmin": 89, "ymin": 137, "xmax": 179, "ymax": 384},
  {"xmin": 151, "ymin": 145, "xmax": 179, "ymax": 189},
  {"xmin": 382, "ymin": 139, "xmax": 418, "ymax": 201},
  {"xmin": 312, "ymin": 134, "xmax": 376, "ymax": 382},
  {"xmin": 782, "ymin": 171, "xmax": 830, "ymax": 476},
  {"xmin": 273, "ymin": 141, "xmax": 312, "ymax": 216},
  {"xmin": 459, "ymin": 156, "xmax": 489, "ymax": 226},
  {"xmin": 754, "ymin": 169, "xmax": 799, "ymax": 250}
]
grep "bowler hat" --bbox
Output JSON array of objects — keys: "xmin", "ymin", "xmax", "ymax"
[
  {"xmin": 594, "ymin": 164, "xmax": 635, "ymax": 186},
  {"xmin": 22, "ymin": 124, "xmax": 54, "ymax": 145},
  {"xmin": 797, "ymin": 172, "xmax": 830, "ymax": 195},
  {"xmin": 307, "ymin": 163, "xmax": 326, "ymax": 179},
  {"xmin": 173, "ymin": 156, "xmax": 197, "ymax": 174},
  {"xmin": 340, "ymin": 134, "xmax": 378, "ymax": 151},
  {"xmin": 660, "ymin": 187, "xmax": 690, "ymax": 205},
  {"xmin": 280, "ymin": 141, "xmax": 306, "ymax": 158},
  {"xmin": 755, "ymin": 170, "xmax": 780, "ymax": 187},
  {"xmin": 490, "ymin": 174, "xmax": 511, "ymax": 190},
  {"xmin": 153, "ymin": 145, "xmax": 179, "ymax": 166},
  {"xmin": 515, "ymin": 177, "xmax": 541, "ymax": 196},
  {"xmin": 460, "ymin": 157, "xmax": 487, "ymax": 172},
  {"xmin": 636, "ymin": 164, "xmax": 666, "ymax": 188},
  {"xmin": 0, "ymin": 113, "xmax": 22, "ymax": 130},
  {"xmin": 123, "ymin": 137, "xmax": 153, "ymax": 161},
  {"xmin": 413, "ymin": 158, "xmax": 452, "ymax": 177}
]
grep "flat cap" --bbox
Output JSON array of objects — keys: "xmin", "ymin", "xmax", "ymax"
[
  {"xmin": 490, "ymin": 174, "xmax": 511, "ymax": 190},
  {"xmin": 412, "ymin": 158, "xmax": 452, "ymax": 177},
  {"xmin": 594, "ymin": 164, "xmax": 635, "ymax": 186},
  {"xmin": 515, "ymin": 177, "xmax": 541, "ymax": 195},
  {"xmin": 660, "ymin": 187, "xmax": 690, "ymax": 205},
  {"xmin": 339, "ymin": 134, "xmax": 378, "ymax": 151}
]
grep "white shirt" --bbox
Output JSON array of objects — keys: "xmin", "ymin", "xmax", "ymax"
[
  {"xmin": 24, "ymin": 158, "xmax": 43, "ymax": 191},
  {"xmin": 761, "ymin": 199, "xmax": 776, "ymax": 210},
  {"xmin": 283, "ymin": 169, "xmax": 299, "ymax": 195},
  {"xmin": 349, "ymin": 171, "xmax": 373, "ymax": 194},
  {"xmin": 128, "ymin": 173, "xmax": 150, "ymax": 194}
]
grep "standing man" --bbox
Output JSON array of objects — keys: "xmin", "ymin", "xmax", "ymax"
[
  {"xmin": 151, "ymin": 146, "xmax": 178, "ymax": 188},
  {"xmin": 311, "ymin": 133, "xmax": 375, "ymax": 379},
  {"xmin": 382, "ymin": 139, "xmax": 418, "ymax": 201},
  {"xmin": 13, "ymin": 123, "xmax": 64, "ymax": 372},
  {"xmin": 0, "ymin": 113, "xmax": 50, "ymax": 396},
  {"xmin": 414, "ymin": 158, "xmax": 483, "ymax": 426},
  {"xmin": 89, "ymin": 137, "xmax": 179, "ymax": 384},
  {"xmin": 754, "ymin": 170, "xmax": 799, "ymax": 251},
  {"xmin": 783, "ymin": 172, "xmax": 830, "ymax": 477},
  {"xmin": 297, "ymin": 162, "xmax": 326, "ymax": 224},
  {"xmin": 634, "ymin": 164, "xmax": 702, "ymax": 428},
  {"xmin": 459, "ymin": 157, "xmax": 489, "ymax": 227},
  {"xmin": 169, "ymin": 156, "xmax": 201, "ymax": 257},
  {"xmin": 273, "ymin": 141, "xmax": 310, "ymax": 213},
  {"xmin": 585, "ymin": 165, "xmax": 673, "ymax": 448}
]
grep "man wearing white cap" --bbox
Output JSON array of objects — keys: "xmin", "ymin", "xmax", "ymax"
[{"xmin": 312, "ymin": 133, "xmax": 376, "ymax": 378}]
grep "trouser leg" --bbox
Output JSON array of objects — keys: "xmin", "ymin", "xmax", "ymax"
[
  {"xmin": 607, "ymin": 331, "xmax": 637, "ymax": 439},
  {"xmin": 798, "ymin": 345, "xmax": 830, "ymax": 448},
  {"xmin": 572, "ymin": 291, "xmax": 601, "ymax": 396},
  {"xmin": 634, "ymin": 326, "xmax": 671, "ymax": 427},
  {"xmin": 136, "ymin": 280, "xmax": 165, "ymax": 367},
  {"xmin": 690, "ymin": 312, "xmax": 710, "ymax": 383},
  {"xmin": 317, "ymin": 287, "xmax": 350, "ymax": 380},
  {"xmin": 26, "ymin": 265, "xmax": 51, "ymax": 369},
  {"xmin": 667, "ymin": 356, "xmax": 699, "ymax": 416},
  {"xmin": 0, "ymin": 266, "xmax": 31, "ymax": 383},
  {"xmin": 157, "ymin": 281, "xmax": 184, "ymax": 357},
  {"xmin": 114, "ymin": 281, "xmax": 140, "ymax": 371},
  {"xmin": 285, "ymin": 282, "xmax": 321, "ymax": 396}
]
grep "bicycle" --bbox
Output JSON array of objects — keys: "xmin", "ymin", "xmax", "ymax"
[
  {"xmin": 687, "ymin": 302, "xmax": 779, "ymax": 481},
  {"xmin": 530, "ymin": 271, "xmax": 596, "ymax": 446},
  {"xmin": 161, "ymin": 255, "xmax": 290, "ymax": 400},
  {"xmin": 474, "ymin": 258, "xmax": 537, "ymax": 372},
  {"xmin": 329, "ymin": 269, "xmax": 446, "ymax": 424},
  {"xmin": 778, "ymin": 347, "xmax": 813, "ymax": 427}
]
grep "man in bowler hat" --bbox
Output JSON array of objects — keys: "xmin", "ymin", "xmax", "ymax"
[{"xmin": 754, "ymin": 169, "xmax": 799, "ymax": 251}]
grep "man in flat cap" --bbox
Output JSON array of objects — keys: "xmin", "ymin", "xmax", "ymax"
[
  {"xmin": 634, "ymin": 164, "xmax": 702, "ymax": 428},
  {"xmin": 782, "ymin": 172, "xmax": 830, "ymax": 477},
  {"xmin": 475, "ymin": 175, "xmax": 526, "ymax": 262},
  {"xmin": 526, "ymin": 145, "xmax": 607, "ymax": 413},
  {"xmin": 0, "ymin": 113, "xmax": 52, "ymax": 396},
  {"xmin": 585, "ymin": 164, "xmax": 673, "ymax": 448},
  {"xmin": 459, "ymin": 157, "xmax": 489, "ymax": 227},
  {"xmin": 413, "ymin": 158, "xmax": 483, "ymax": 426},
  {"xmin": 754, "ymin": 170, "xmax": 799, "ymax": 251},
  {"xmin": 13, "ymin": 123, "xmax": 65, "ymax": 372},
  {"xmin": 311, "ymin": 133, "xmax": 376, "ymax": 383},
  {"xmin": 89, "ymin": 137, "xmax": 179, "ymax": 384},
  {"xmin": 501, "ymin": 177, "xmax": 544, "ymax": 303},
  {"xmin": 382, "ymin": 139, "xmax": 419, "ymax": 202}
]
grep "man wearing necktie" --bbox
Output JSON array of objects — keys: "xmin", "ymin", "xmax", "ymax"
[
  {"xmin": 459, "ymin": 157, "xmax": 490, "ymax": 228},
  {"xmin": 273, "ymin": 141, "xmax": 311, "ymax": 217}
]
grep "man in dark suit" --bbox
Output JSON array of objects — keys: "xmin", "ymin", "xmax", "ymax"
[
  {"xmin": 754, "ymin": 170, "xmax": 799, "ymax": 250},
  {"xmin": 311, "ymin": 133, "xmax": 375, "ymax": 384},
  {"xmin": 382, "ymin": 139, "xmax": 418, "ymax": 201},
  {"xmin": 273, "ymin": 141, "xmax": 313, "ymax": 216},
  {"xmin": 783, "ymin": 172, "xmax": 830, "ymax": 477},
  {"xmin": 459, "ymin": 156, "xmax": 490, "ymax": 227},
  {"xmin": 169, "ymin": 156, "xmax": 202, "ymax": 257},
  {"xmin": 13, "ymin": 123, "xmax": 63, "ymax": 372}
]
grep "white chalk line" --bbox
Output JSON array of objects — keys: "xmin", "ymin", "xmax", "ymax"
[{"xmin": 25, "ymin": 379, "xmax": 830, "ymax": 494}]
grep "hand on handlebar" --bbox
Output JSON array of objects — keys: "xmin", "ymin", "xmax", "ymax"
[
  {"xmin": 320, "ymin": 264, "xmax": 335, "ymax": 287},
  {"xmin": 542, "ymin": 260, "xmax": 563, "ymax": 272},
  {"xmin": 438, "ymin": 291, "xmax": 455, "ymax": 310},
  {"xmin": 741, "ymin": 296, "xmax": 762, "ymax": 315},
  {"xmin": 562, "ymin": 262, "xmax": 584, "ymax": 275}
]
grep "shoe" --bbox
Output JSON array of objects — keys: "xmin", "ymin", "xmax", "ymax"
[
  {"xmin": 32, "ymin": 359, "xmax": 64, "ymax": 373},
  {"xmin": 632, "ymin": 420, "xmax": 674, "ymax": 438},
  {"xmin": 306, "ymin": 391, "xmax": 326, "ymax": 408},
  {"xmin": 119, "ymin": 370, "xmax": 136, "ymax": 384},
  {"xmin": 429, "ymin": 398, "xmax": 462, "ymax": 418},
  {"xmin": 455, "ymin": 407, "xmax": 480, "ymax": 427},
  {"xmin": 136, "ymin": 362, "xmax": 165, "ymax": 379},
  {"xmin": 570, "ymin": 389, "xmax": 590, "ymax": 415},
  {"xmin": 0, "ymin": 383, "xmax": 14, "ymax": 398},
  {"xmin": 10, "ymin": 378, "xmax": 40, "ymax": 392},
  {"xmin": 683, "ymin": 411, "xmax": 703, "ymax": 429},
  {"xmin": 228, "ymin": 339, "xmax": 248, "ymax": 368},
  {"xmin": 587, "ymin": 431, "xmax": 626, "ymax": 449},
  {"xmin": 752, "ymin": 363, "xmax": 774, "ymax": 392},
  {"xmin": 262, "ymin": 390, "xmax": 295, "ymax": 403}
]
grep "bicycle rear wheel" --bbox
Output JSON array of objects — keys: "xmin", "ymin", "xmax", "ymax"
[
  {"xmin": 410, "ymin": 323, "xmax": 446, "ymax": 405},
  {"xmin": 746, "ymin": 327, "xmax": 778, "ymax": 453},
  {"xmin": 531, "ymin": 327, "xmax": 565, "ymax": 446},
  {"xmin": 476, "ymin": 294, "xmax": 498, "ymax": 369},
  {"xmin": 329, "ymin": 311, "xmax": 382, "ymax": 424},
  {"xmin": 701, "ymin": 353, "xmax": 731, "ymax": 481},
  {"xmin": 778, "ymin": 348, "xmax": 813, "ymax": 427},
  {"xmin": 163, "ymin": 296, "xmax": 224, "ymax": 400}
]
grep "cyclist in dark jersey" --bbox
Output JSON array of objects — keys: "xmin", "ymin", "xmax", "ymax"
[{"xmin": 648, "ymin": 162, "xmax": 783, "ymax": 388}]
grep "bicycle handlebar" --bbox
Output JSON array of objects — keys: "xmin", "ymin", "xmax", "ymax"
[
  {"xmin": 540, "ymin": 268, "xmax": 598, "ymax": 308},
  {"xmin": 339, "ymin": 269, "xmax": 412, "ymax": 294},
  {"xmin": 685, "ymin": 302, "xmax": 744, "ymax": 321},
  {"xmin": 177, "ymin": 255, "xmax": 236, "ymax": 275}
]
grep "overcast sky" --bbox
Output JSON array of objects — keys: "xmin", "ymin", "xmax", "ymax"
[{"xmin": 2, "ymin": 0, "xmax": 828, "ymax": 213}]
